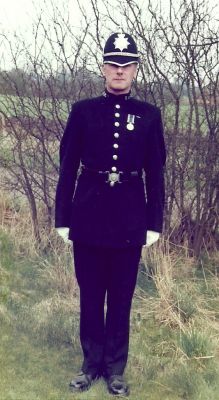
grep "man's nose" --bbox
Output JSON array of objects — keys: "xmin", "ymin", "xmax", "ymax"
[{"xmin": 116, "ymin": 67, "xmax": 124, "ymax": 74}]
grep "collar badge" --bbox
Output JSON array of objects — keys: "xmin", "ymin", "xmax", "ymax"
[{"xmin": 114, "ymin": 33, "xmax": 130, "ymax": 52}]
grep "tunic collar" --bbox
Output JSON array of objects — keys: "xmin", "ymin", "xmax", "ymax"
[{"xmin": 103, "ymin": 89, "xmax": 131, "ymax": 102}]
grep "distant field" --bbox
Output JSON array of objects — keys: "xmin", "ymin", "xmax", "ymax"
[
  {"xmin": 0, "ymin": 94, "xmax": 69, "ymax": 120},
  {"xmin": 0, "ymin": 93, "xmax": 215, "ymax": 135},
  {"xmin": 165, "ymin": 102, "xmax": 210, "ymax": 132}
]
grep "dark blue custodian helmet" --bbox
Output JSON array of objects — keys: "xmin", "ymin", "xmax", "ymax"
[{"xmin": 103, "ymin": 32, "xmax": 139, "ymax": 66}]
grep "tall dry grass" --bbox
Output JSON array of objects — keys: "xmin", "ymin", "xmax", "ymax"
[
  {"xmin": 139, "ymin": 239, "xmax": 219, "ymax": 362},
  {"xmin": 0, "ymin": 191, "xmax": 40, "ymax": 257}
]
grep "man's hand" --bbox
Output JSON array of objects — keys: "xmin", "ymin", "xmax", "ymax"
[
  {"xmin": 144, "ymin": 230, "xmax": 160, "ymax": 247},
  {"xmin": 56, "ymin": 227, "xmax": 71, "ymax": 243}
]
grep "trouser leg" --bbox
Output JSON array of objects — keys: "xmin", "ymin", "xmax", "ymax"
[
  {"xmin": 103, "ymin": 246, "xmax": 142, "ymax": 377},
  {"xmin": 73, "ymin": 242, "xmax": 107, "ymax": 377}
]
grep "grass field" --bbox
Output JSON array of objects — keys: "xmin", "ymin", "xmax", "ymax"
[{"xmin": 0, "ymin": 227, "xmax": 219, "ymax": 400}]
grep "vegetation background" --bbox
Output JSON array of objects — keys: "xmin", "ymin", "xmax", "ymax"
[{"xmin": 0, "ymin": 0, "xmax": 218, "ymax": 399}]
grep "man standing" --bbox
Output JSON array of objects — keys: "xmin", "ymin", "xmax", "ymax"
[{"xmin": 55, "ymin": 32, "xmax": 166, "ymax": 396}]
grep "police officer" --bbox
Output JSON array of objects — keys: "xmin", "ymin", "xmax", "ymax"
[{"xmin": 55, "ymin": 32, "xmax": 166, "ymax": 396}]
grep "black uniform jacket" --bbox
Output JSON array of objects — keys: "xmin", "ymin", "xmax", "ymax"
[{"xmin": 55, "ymin": 90, "xmax": 166, "ymax": 248}]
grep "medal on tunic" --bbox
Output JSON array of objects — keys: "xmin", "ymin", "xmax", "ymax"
[{"xmin": 126, "ymin": 114, "xmax": 135, "ymax": 131}]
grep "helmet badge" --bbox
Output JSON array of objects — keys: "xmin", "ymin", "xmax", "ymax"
[{"xmin": 113, "ymin": 33, "xmax": 130, "ymax": 52}]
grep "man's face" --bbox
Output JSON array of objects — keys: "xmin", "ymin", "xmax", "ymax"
[{"xmin": 101, "ymin": 63, "xmax": 138, "ymax": 95}]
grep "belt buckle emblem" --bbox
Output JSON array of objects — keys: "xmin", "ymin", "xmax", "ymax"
[{"xmin": 107, "ymin": 172, "xmax": 121, "ymax": 187}]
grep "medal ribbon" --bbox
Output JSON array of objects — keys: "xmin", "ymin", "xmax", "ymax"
[{"xmin": 127, "ymin": 114, "xmax": 135, "ymax": 124}]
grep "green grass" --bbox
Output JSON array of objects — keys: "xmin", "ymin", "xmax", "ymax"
[
  {"xmin": 0, "ymin": 327, "xmax": 79, "ymax": 400},
  {"xmin": 0, "ymin": 229, "xmax": 219, "ymax": 400},
  {"xmin": 179, "ymin": 328, "xmax": 214, "ymax": 358}
]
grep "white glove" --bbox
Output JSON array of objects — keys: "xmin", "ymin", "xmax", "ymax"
[
  {"xmin": 56, "ymin": 227, "xmax": 71, "ymax": 243},
  {"xmin": 144, "ymin": 230, "xmax": 160, "ymax": 247}
]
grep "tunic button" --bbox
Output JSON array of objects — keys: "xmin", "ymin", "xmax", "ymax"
[
  {"xmin": 115, "ymin": 104, "xmax": 120, "ymax": 109},
  {"xmin": 115, "ymin": 113, "xmax": 120, "ymax": 118},
  {"xmin": 114, "ymin": 122, "xmax": 120, "ymax": 127},
  {"xmin": 111, "ymin": 166, "xmax": 117, "ymax": 172},
  {"xmin": 113, "ymin": 155, "xmax": 118, "ymax": 160},
  {"xmin": 114, "ymin": 133, "xmax": 119, "ymax": 138},
  {"xmin": 113, "ymin": 143, "xmax": 119, "ymax": 149}
]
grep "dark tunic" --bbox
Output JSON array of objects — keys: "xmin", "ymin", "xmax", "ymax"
[{"xmin": 55, "ymin": 91, "xmax": 166, "ymax": 247}]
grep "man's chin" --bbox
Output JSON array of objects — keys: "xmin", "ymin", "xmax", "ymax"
[{"xmin": 110, "ymin": 85, "xmax": 130, "ymax": 93}]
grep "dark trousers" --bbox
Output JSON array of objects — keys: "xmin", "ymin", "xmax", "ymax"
[{"xmin": 73, "ymin": 242, "xmax": 142, "ymax": 378}]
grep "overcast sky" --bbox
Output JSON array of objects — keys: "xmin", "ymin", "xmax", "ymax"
[
  {"xmin": 1, "ymin": 0, "xmax": 217, "ymax": 32},
  {"xmin": 0, "ymin": 0, "xmax": 81, "ymax": 32},
  {"xmin": 0, "ymin": 0, "xmax": 218, "ymax": 70}
]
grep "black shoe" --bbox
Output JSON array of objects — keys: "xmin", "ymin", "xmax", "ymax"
[
  {"xmin": 69, "ymin": 371, "xmax": 98, "ymax": 392},
  {"xmin": 106, "ymin": 374, "xmax": 129, "ymax": 396}
]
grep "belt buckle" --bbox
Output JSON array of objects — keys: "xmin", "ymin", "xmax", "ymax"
[{"xmin": 107, "ymin": 172, "xmax": 121, "ymax": 187}]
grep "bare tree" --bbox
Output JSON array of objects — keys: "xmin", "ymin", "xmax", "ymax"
[
  {"xmin": 0, "ymin": 0, "xmax": 218, "ymax": 256},
  {"xmin": 0, "ymin": 4, "xmax": 102, "ymax": 242}
]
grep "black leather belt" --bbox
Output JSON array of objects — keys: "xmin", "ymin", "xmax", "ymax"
[{"xmin": 81, "ymin": 165, "xmax": 142, "ymax": 187}]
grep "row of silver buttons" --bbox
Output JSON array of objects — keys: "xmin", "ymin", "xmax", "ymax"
[{"xmin": 110, "ymin": 104, "xmax": 121, "ymax": 180}]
